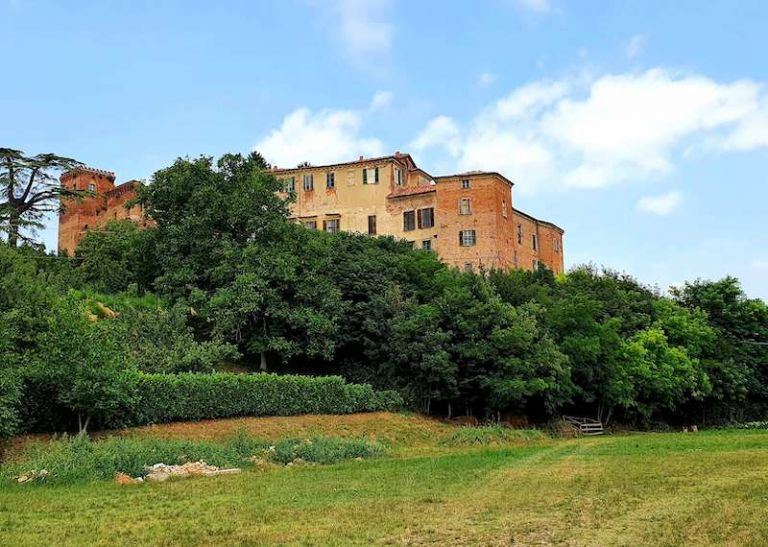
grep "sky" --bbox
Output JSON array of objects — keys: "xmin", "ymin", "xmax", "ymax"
[{"xmin": 3, "ymin": 0, "xmax": 767, "ymax": 299}]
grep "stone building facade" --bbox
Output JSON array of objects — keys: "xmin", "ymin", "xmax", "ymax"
[
  {"xmin": 273, "ymin": 152, "xmax": 564, "ymax": 273},
  {"xmin": 58, "ymin": 153, "xmax": 564, "ymax": 273}
]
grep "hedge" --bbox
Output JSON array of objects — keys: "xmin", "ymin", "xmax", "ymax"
[
  {"xmin": 130, "ymin": 372, "xmax": 403, "ymax": 426},
  {"xmin": 0, "ymin": 371, "xmax": 23, "ymax": 439}
]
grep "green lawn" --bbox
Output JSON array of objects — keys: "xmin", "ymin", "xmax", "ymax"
[{"xmin": 2, "ymin": 416, "xmax": 768, "ymax": 546}]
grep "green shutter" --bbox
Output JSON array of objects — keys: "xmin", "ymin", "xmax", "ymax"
[
  {"xmin": 362, "ymin": 168, "xmax": 367, "ymax": 184},
  {"xmin": 374, "ymin": 167, "xmax": 379, "ymax": 183}
]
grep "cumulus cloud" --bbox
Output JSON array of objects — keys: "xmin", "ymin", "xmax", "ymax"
[
  {"xmin": 409, "ymin": 116, "xmax": 462, "ymax": 157},
  {"xmin": 255, "ymin": 105, "xmax": 383, "ymax": 167},
  {"xmin": 409, "ymin": 68, "xmax": 768, "ymax": 193},
  {"xmin": 625, "ymin": 34, "xmax": 647, "ymax": 59},
  {"xmin": 477, "ymin": 72, "xmax": 498, "ymax": 87},
  {"xmin": 636, "ymin": 191, "xmax": 683, "ymax": 215},
  {"xmin": 369, "ymin": 90, "xmax": 393, "ymax": 111},
  {"xmin": 325, "ymin": 0, "xmax": 394, "ymax": 70}
]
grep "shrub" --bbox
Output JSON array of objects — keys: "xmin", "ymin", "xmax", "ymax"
[
  {"xmin": 267, "ymin": 437, "xmax": 384, "ymax": 465},
  {"xmin": 0, "ymin": 433, "xmax": 383, "ymax": 486},
  {"xmin": 0, "ymin": 370, "xmax": 22, "ymax": 439},
  {"xmin": 131, "ymin": 372, "xmax": 402, "ymax": 426}
]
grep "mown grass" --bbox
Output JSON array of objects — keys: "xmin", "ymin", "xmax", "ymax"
[{"xmin": 2, "ymin": 414, "xmax": 768, "ymax": 545}]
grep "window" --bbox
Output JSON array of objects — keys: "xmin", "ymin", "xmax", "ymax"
[
  {"xmin": 502, "ymin": 199, "xmax": 507, "ymax": 218},
  {"xmin": 326, "ymin": 172, "xmax": 335, "ymax": 189},
  {"xmin": 517, "ymin": 224, "xmax": 523, "ymax": 245},
  {"xmin": 532, "ymin": 234, "xmax": 538, "ymax": 251},
  {"xmin": 403, "ymin": 210, "xmax": 416, "ymax": 231},
  {"xmin": 464, "ymin": 262, "xmax": 474, "ymax": 273},
  {"xmin": 461, "ymin": 179, "xmax": 471, "ymax": 189},
  {"xmin": 459, "ymin": 230, "xmax": 476, "ymax": 247},
  {"xmin": 303, "ymin": 174, "xmax": 314, "ymax": 191},
  {"xmin": 323, "ymin": 219, "xmax": 340, "ymax": 233},
  {"xmin": 368, "ymin": 215, "xmax": 377, "ymax": 235},
  {"xmin": 554, "ymin": 239, "xmax": 560, "ymax": 253},
  {"xmin": 417, "ymin": 207, "xmax": 435, "ymax": 229},
  {"xmin": 304, "ymin": 220, "xmax": 317, "ymax": 230},
  {"xmin": 395, "ymin": 168, "xmax": 403, "ymax": 186},
  {"xmin": 283, "ymin": 177, "xmax": 296, "ymax": 193},
  {"xmin": 362, "ymin": 167, "xmax": 379, "ymax": 184},
  {"xmin": 421, "ymin": 239, "xmax": 432, "ymax": 251},
  {"xmin": 459, "ymin": 198, "xmax": 472, "ymax": 215},
  {"xmin": 87, "ymin": 183, "xmax": 96, "ymax": 193}
]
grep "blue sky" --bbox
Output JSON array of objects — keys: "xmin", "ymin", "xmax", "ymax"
[{"xmin": 3, "ymin": 0, "xmax": 767, "ymax": 299}]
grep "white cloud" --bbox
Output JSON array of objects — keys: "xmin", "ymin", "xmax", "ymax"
[
  {"xmin": 329, "ymin": 0, "xmax": 394, "ymax": 70},
  {"xmin": 512, "ymin": 0, "xmax": 552, "ymax": 13},
  {"xmin": 369, "ymin": 90, "xmax": 393, "ymax": 111},
  {"xmin": 478, "ymin": 72, "xmax": 498, "ymax": 87},
  {"xmin": 625, "ymin": 34, "xmax": 646, "ymax": 59},
  {"xmin": 636, "ymin": 191, "xmax": 683, "ymax": 215},
  {"xmin": 409, "ymin": 116, "xmax": 462, "ymax": 157},
  {"xmin": 409, "ymin": 68, "xmax": 768, "ymax": 193},
  {"xmin": 255, "ymin": 106, "xmax": 383, "ymax": 167}
]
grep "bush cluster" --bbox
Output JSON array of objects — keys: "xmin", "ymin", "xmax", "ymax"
[{"xmin": 0, "ymin": 433, "xmax": 384, "ymax": 486}]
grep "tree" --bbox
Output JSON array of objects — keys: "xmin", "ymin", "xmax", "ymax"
[
  {"xmin": 0, "ymin": 148, "xmax": 83, "ymax": 247},
  {"xmin": 136, "ymin": 153, "xmax": 290, "ymax": 297},
  {"xmin": 76, "ymin": 220, "xmax": 158, "ymax": 293},
  {"xmin": 672, "ymin": 277, "xmax": 768, "ymax": 421},
  {"xmin": 35, "ymin": 298, "xmax": 139, "ymax": 433}
]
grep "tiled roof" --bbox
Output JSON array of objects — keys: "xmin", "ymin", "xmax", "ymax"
[
  {"xmin": 387, "ymin": 185, "xmax": 436, "ymax": 199},
  {"xmin": 513, "ymin": 207, "xmax": 564, "ymax": 233},
  {"xmin": 271, "ymin": 152, "xmax": 416, "ymax": 173}
]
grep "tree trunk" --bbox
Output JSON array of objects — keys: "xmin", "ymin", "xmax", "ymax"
[
  {"xmin": 259, "ymin": 351, "xmax": 268, "ymax": 372},
  {"xmin": 77, "ymin": 413, "xmax": 91, "ymax": 435},
  {"xmin": 7, "ymin": 210, "xmax": 19, "ymax": 247}
]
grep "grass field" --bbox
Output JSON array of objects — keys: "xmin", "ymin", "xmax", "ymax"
[{"xmin": 2, "ymin": 413, "xmax": 768, "ymax": 546}]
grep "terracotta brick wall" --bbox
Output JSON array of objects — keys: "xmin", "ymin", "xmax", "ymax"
[
  {"xmin": 434, "ymin": 173, "xmax": 513, "ymax": 272},
  {"xmin": 58, "ymin": 169, "xmax": 144, "ymax": 255}
]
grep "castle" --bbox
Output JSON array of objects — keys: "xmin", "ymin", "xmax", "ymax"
[{"xmin": 58, "ymin": 152, "xmax": 564, "ymax": 274}]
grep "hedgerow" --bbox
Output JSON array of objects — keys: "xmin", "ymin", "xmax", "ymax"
[{"xmin": 131, "ymin": 372, "xmax": 402, "ymax": 425}]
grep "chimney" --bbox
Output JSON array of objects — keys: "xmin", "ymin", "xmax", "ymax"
[
  {"xmin": 395, "ymin": 151, "xmax": 401, "ymax": 157},
  {"xmin": 359, "ymin": 155, "xmax": 364, "ymax": 161}
]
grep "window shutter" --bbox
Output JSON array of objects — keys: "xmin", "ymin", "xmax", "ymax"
[
  {"xmin": 363, "ymin": 168, "xmax": 367, "ymax": 184},
  {"xmin": 374, "ymin": 167, "xmax": 379, "ymax": 183},
  {"xmin": 458, "ymin": 231, "xmax": 463, "ymax": 245}
]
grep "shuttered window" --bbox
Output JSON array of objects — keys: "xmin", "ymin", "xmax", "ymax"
[
  {"xmin": 323, "ymin": 219, "xmax": 340, "ymax": 233},
  {"xmin": 417, "ymin": 207, "xmax": 434, "ymax": 229},
  {"xmin": 362, "ymin": 167, "xmax": 379, "ymax": 185},
  {"xmin": 403, "ymin": 210, "xmax": 416, "ymax": 231}
]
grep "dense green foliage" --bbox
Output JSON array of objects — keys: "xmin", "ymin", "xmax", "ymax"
[
  {"xmin": 132, "ymin": 373, "xmax": 402, "ymax": 425},
  {"xmin": 1, "ymin": 433, "xmax": 384, "ymax": 486},
  {"xmin": 1, "ymin": 149, "xmax": 766, "ymax": 436}
]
